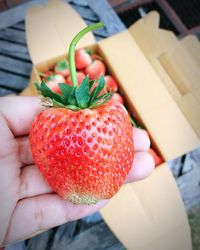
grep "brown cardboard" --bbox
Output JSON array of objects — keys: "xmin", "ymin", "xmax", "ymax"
[
  {"xmin": 128, "ymin": 11, "xmax": 200, "ymax": 149},
  {"xmin": 98, "ymin": 30, "xmax": 199, "ymax": 160},
  {"xmin": 25, "ymin": 0, "xmax": 95, "ymax": 66},
  {"xmin": 101, "ymin": 164, "xmax": 192, "ymax": 250},
  {"xmin": 21, "ymin": 1, "xmax": 198, "ymax": 249}
]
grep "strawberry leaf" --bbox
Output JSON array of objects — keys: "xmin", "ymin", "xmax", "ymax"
[
  {"xmin": 89, "ymin": 92, "xmax": 112, "ymax": 108},
  {"xmin": 35, "ymin": 81, "xmax": 63, "ymax": 103},
  {"xmin": 75, "ymin": 76, "xmax": 90, "ymax": 108},
  {"xmin": 52, "ymin": 99, "xmax": 67, "ymax": 108},
  {"xmin": 68, "ymin": 87, "xmax": 78, "ymax": 106},
  {"xmin": 89, "ymin": 75, "xmax": 105, "ymax": 104},
  {"xmin": 89, "ymin": 80, "xmax": 95, "ymax": 90},
  {"xmin": 58, "ymin": 83, "xmax": 73, "ymax": 105}
]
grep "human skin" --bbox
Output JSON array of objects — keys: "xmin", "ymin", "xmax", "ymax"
[{"xmin": 0, "ymin": 96, "xmax": 154, "ymax": 247}]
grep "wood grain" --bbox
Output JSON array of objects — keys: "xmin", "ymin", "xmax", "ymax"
[{"xmin": 0, "ymin": 40, "xmax": 30, "ymax": 60}]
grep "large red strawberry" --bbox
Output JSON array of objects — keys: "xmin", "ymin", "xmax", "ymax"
[
  {"xmin": 104, "ymin": 75, "xmax": 119, "ymax": 92},
  {"xmin": 85, "ymin": 60, "xmax": 106, "ymax": 80},
  {"xmin": 75, "ymin": 48, "xmax": 92, "ymax": 70},
  {"xmin": 30, "ymin": 23, "xmax": 134, "ymax": 205},
  {"xmin": 54, "ymin": 59, "xmax": 70, "ymax": 78}
]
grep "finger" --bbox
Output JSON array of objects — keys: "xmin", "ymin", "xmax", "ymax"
[
  {"xmin": 5, "ymin": 194, "xmax": 108, "ymax": 245},
  {"xmin": 126, "ymin": 151, "xmax": 155, "ymax": 183},
  {"xmin": 0, "ymin": 96, "xmax": 43, "ymax": 137},
  {"xmin": 17, "ymin": 136, "xmax": 34, "ymax": 165},
  {"xmin": 133, "ymin": 127, "xmax": 150, "ymax": 152},
  {"xmin": 20, "ymin": 165, "xmax": 53, "ymax": 199}
]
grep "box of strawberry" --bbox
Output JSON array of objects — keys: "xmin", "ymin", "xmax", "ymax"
[{"xmin": 21, "ymin": 1, "xmax": 200, "ymax": 250}]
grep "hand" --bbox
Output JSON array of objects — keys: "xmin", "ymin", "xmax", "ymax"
[{"xmin": 0, "ymin": 96, "xmax": 154, "ymax": 247}]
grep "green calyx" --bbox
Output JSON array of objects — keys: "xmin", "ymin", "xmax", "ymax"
[
  {"xmin": 35, "ymin": 75, "xmax": 112, "ymax": 111},
  {"xmin": 56, "ymin": 59, "xmax": 68, "ymax": 71},
  {"xmin": 35, "ymin": 22, "xmax": 112, "ymax": 111}
]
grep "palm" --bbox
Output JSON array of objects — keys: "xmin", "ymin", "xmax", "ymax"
[{"xmin": 0, "ymin": 96, "xmax": 154, "ymax": 247}]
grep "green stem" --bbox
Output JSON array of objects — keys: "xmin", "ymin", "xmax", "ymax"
[{"xmin": 68, "ymin": 22, "xmax": 104, "ymax": 87}]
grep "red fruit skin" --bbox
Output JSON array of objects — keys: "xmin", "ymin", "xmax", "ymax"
[
  {"xmin": 105, "ymin": 75, "xmax": 119, "ymax": 92},
  {"xmin": 75, "ymin": 49, "xmax": 92, "ymax": 70},
  {"xmin": 45, "ymin": 74, "xmax": 66, "ymax": 94},
  {"xmin": 66, "ymin": 72, "xmax": 86, "ymax": 86},
  {"xmin": 148, "ymin": 148, "xmax": 163, "ymax": 166},
  {"xmin": 85, "ymin": 60, "xmax": 106, "ymax": 80},
  {"xmin": 111, "ymin": 93, "xmax": 124, "ymax": 105},
  {"xmin": 29, "ymin": 102, "xmax": 134, "ymax": 205}
]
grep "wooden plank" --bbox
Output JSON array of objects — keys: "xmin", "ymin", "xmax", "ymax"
[
  {"xmin": 155, "ymin": 0, "xmax": 188, "ymax": 36},
  {"xmin": 0, "ymin": 55, "xmax": 31, "ymax": 76},
  {"xmin": 0, "ymin": 0, "xmax": 7, "ymax": 12},
  {"xmin": 69, "ymin": 0, "xmax": 88, "ymax": 7},
  {"xmin": 0, "ymin": 86, "xmax": 17, "ymax": 96},
  {"xmin": 0, "ymin": 40, "xmax": 30, "ymax": 61},
  {"xmin": 25, "ymin": 218, "xmax": 124, "ymax": 250},
  {"xmin": 64, "ymin": 221, "xmax": 124, "ymax": 250},
  {"xmin": 177, "ymin": 166, "xmax": 200, "ymax": 211},
  {"xmin": 87, "ymin": 0, "xmax": 126, "ymax": 35},
  {"xmin": 0, "ymin": 70, "xmax": 29, "ymax": 90},
  {"xmin": 85, "ymin": 19, "xmax": 109, "ymax": 37},
  {"xmin": 0, "ymin": 28, "xmax": 26, "ymax": 44},
  {"xmin": 26, "ymin": 221, "xmax": 124, "ymax": 250},
  {"xmin": 5, "ymin": 0, "xmax": 27, "ymax": 8},
  {"xmin": 0, "ymin": 0, "xmax": 48, "ymax": 30},
  {"xmin": 11, "ymin": 21, "xmax": 25, "ymax": 31},
  {"xmin": 0, "ymin": 0, "xmax": 91, "ymax": 30},
  {"xmin": 71, "ymin": 3, "xmax": 99, "ymax": 22}
]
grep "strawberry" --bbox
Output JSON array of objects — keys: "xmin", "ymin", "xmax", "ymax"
[
  {"xmin": 44, "ymin": 74, "xmax": 66, "ymax": 94},
  {"xmin": 111, "ymin": 92, "xmax": 124, "ymax": 105},
  {"xmin": 30, "ymin": 23, "xmax": 134, "ymax": 205},
  {"xmin": 66, "ymin": 72, "xmax": 85, "ymax": 86},
  {"xmin": 148, "ymin": 148, "xmax": 163, "ymax": 166},
  {"xmin": 104, "ymin": 75, "xmax": 119, "ymax": 92},
  {"xmin": 54, "ymin": 59, "xmax": 70, "ymax": 78},
  {"xmin": 75, "ymin": 48, "xmax": 92, "ymax": 70},
  {"xmin": 85, "ymin": 60, "xmax": 106, "ymax": 80}
]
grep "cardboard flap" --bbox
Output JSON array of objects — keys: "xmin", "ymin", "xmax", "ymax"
[
  {"xmin": 128, "ymin": 11, "xmax": 200, "ymax": 141},
  {"xmin": 100, "ymin": 164, "xmax": 192, "ymax": 250},
  {"xmin": 25, "ymin": 0, "xmax": 95, "ymax": 65},
  {"xmin": 128, "ymin": 11, "xmax": 178, "ymax": 57},
  {"xmin": 99, "ymin": 30, "xmax": 199, "ymax": 160},
  {"xmin": 159, "ymin": 40, "xmax": 200, "ymax": 137}
]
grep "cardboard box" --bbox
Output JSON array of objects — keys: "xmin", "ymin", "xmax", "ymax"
[{"xmin": 21, "ymin": 1, "xmax": 200, "ymax": 249}]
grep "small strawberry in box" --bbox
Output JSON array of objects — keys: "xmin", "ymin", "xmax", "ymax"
[
  {"xmin": 66, "ymin": 71, "xmax": 86, "ymax": 86},
  {"xmin": 30, "ymin": 23, "xmax": 134, "ymax": 205},
  {"xmin": 111, "ymin": 92, "xmax": 124, "ymax": 105},
  {"xmin": 54, "ymin": 59, "xmax": 70, "ymax": 78},
  {"xmin": 40, "ymin": 72, "xmax": 66, "ymax": 94},
  {"xmin": 104, "ymin": 75, "xmax": 119, "ymax": 92},
  {"xmin": 148, "ymin": 148, "xmax": 163, "ymax": 166},
  {"xmin": 75, "ymin": 48, "xmax": 92, "ymax": 70},
  {"xmin": 85, "ymin": 59, "xmax": 106, "ymax": 80}
]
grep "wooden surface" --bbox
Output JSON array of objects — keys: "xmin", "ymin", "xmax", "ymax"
[
  {"xmin": 0, "ymin": 0, "xmax": 125, "ymax": 96},
  {"xmin": 1, "ymin": 0, "xmax": 200, "ymax": 249}
]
